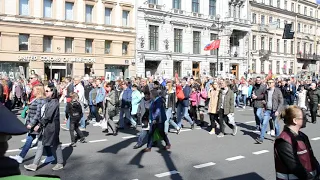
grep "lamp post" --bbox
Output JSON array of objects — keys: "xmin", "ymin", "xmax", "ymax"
[{"xmin": 215, "ymin": 14, "xmax": 225, "ymax": 77}]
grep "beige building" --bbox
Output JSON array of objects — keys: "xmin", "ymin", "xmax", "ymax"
[
  {"xmin": 249, "ymin": 0, "xmax": 320, "ymax": 78},
  {"xmin": 0, "ymin": 0, "xmax": 136, "ymax": 80}
]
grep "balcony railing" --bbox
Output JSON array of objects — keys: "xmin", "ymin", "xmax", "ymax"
[
  {"xmin": 225, "ymin": 17, "xmax": 250, "ymax": 25},
  {"xmin": 147, "ymin": 3, "xmax": 163, "ymax": 10},
  {"xmin": 297, "ymin": 53, "xmax": 320, "ymax": 60}
]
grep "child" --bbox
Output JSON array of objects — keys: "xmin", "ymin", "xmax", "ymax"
[
  {"xmin": 189, "ymin": 86, "xmax": 198, "ymax": 122},
  {"xmin": 66, "ymin": 92, "xmax": 87, "ymax": 147}
]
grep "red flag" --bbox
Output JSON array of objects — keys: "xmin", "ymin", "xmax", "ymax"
[
  {"xmin": 204, "ymin": 39, "xmax": 221, "ymax": 51},
  {"xmin": 265, "ymin": 70, "xmax": 272, "ymax": 80}
]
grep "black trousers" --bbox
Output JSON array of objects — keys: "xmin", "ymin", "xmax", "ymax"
[
  {"xmin": 310, "ymin": 104, "xmax": 317, "ymax": 123},
  {"xmin": 190, "ymin": 106, "xmax": 197, "ymax": 121},
  {"xmin": 218, "ymin": 109, "xmax": 235, "ymax": 134},
  {"xmin": 69, "ymin": 120, "xmax": 85, "ymax": 143},
  {"xmin": 209, "ymin": 113, "xmax": 219, "ymax": 129}
]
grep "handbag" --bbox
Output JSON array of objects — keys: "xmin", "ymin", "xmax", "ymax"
[
  {"xmin": 153, "ymin": 127, "xmax": 163, "ymax": 142},
  {"xmin": 101, "ymin": 118, "xmax": 108, "ymax": 131},
  {"xmin": 21, "ymin": 105, "xmax": 29, "ymax": 119}
]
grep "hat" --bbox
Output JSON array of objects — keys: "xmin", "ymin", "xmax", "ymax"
[{"xmin": 0, "ymin": 104, "xmax": 28, "ymax": 135}]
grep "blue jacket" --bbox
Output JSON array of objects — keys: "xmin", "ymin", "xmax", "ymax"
[
  {"xmin": 121, "ymin": 87, "xmax": 132, "ymax": 108},
  {"xmin": 149, "ymin": 97, "xmax": 167, "ymax": 124},
  {"xmin": 177, "ymin": 85, "xmax": 191, "ymax": 107},
  {"xmin": 88, "ymin": 88, "xmax": 96, "ymax": 105},
  {"xmin": 131, "ymin": 90, "xmax": 142, "ymax": 115},
  {"xmin": 248, "ymin": 85, "xmax": 253, "ymax": 98},
  {"xmin": 95, "ymin": 87, "xmax": 106, "ymax": 104}
]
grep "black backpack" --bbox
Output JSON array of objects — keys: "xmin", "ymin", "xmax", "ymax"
[{"xmin": 70, "ymin": 101, "xmax": 82, "ymax": 119}]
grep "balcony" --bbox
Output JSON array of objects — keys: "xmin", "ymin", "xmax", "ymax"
[
  {"xmin": 225, "ymin": 17, "xmax": 251, "ymax": 25},
  {"xmin": 172, "ymin": 8, "xmax": 185, "ymax": 15},
  {"xmin": 297, "ymin": 53, "xmax": 320, "ymax": 61},
  {"xmin": 147, "ymin": 3, "xmax": 163, "ymax": 10},
  {"xmin": 259, "ymin": 50, "xmax": 271, "ymax": 56},
  {"xmin": 189, "ymin": 12, "xmax": 203, "ymax": 18}
]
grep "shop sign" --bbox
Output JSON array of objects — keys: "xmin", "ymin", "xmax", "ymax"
[{"xmin": 18, "ymin": 55, "xmax": 96, "ymax": 63}]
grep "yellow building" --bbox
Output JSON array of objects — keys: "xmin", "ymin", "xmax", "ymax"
[{"xmin": 0, "ymin": 0, "xmax": 136, "ymax": 80}]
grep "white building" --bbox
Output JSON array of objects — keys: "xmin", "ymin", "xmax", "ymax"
[
  {"xmin": 249, "ymin": 0, "xmax": 320, "ymax": 78},
  {"xmin": 135, "ymin": 0, "xmax": 251, "ymax": 79}
]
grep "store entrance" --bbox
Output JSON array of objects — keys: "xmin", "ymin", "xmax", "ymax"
[{"xmin": 44, "ymin": 63, "xmax": 72, "ymax": 81}]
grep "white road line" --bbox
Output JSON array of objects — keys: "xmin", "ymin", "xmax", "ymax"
[
  {"xmin": 6, "ymin": 149, "xmax": 20, "ymax": 153},
  {"xmin": 193, "ymin": 162, "xmax": 216, "ymax": 169},
  {"xmin": 237, "ymin": 110, "xmax": 244, "ymax": 112},
  {"xmin": 122, "ymin": 135, "xmax": 137, "ymax": 139},
  {"xmin": 225, "ymin": 156, "xmax": 245, "ymax": 161},
  {"xmin": 195, "ymin": 127, "xmax": 202, "ymax": 130},
  {"xmin": 252, "ymin": 150, "xmax": 269, "ymax": 155},
  {"xmin": 180, "ymin": 129, "xmax": 192, "ymax": 132},
  {"xmin": 244, "ymin": 121, "xmax": 256, "ymax": 124},
  {"xmin": 89, "ymin": 139, "xmax": 108, "ymax": 143},
  {"xmin": 62, "ymin": 143, "xmax": 71, "ymax": 147},
  {"xmin": 311, "ymin": 137, "xmax": 320, "ymax": 141},
  {"xmin": 155, "ymin": 170, "xmax": 180, "ymax": 178}
]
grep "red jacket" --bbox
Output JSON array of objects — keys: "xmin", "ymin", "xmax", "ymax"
[{"xmin": 29, "ymin": 80, "xmax": 41, "ymax": 102}]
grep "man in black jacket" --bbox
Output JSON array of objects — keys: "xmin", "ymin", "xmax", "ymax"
[
  {"xmin": 84, "ymin": 77, "xmax": 94, "ymax": 121},
  {"xmin": 252, "ymin": 77, "xmax": 266, "ymax": 132},
  {"xmin": 307, "ymin": 83, "xmax": 320, "ymax": 124}
]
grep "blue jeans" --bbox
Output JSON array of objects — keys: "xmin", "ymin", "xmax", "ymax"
[
  {"xmin": 119, "ymin": 108, "xmax": 136, "ymax": 128},
  {"xmin": 259, "ymin": 110, "xmax": 280, "ymax": 141},
  {"xmin": 164, "ymin": 108, "xmax": 179, "ymax": 133},
  {"xmin": 19, "ymin": 134, "xmax": 37, "ymax": 158},
  {"xmin": 234, "ymin": 93, "xmax": 237, "ymax": 107},
  {"xmin": 137, "ymin": 130, "xmax": 148, "ymax": 146},
  {"xmin": 176, "ymin": 103, "xmax": 194, "ymax": 128},
  {"xmin": 89, "ymin": 105, "xmax": 97, "ymax": 120},
  {"xmin": 242, "ymin": 95, "xmax": 247, "ymax": 106},
  {"xmin": 254, "ymin": 107, "xmax": 264, "ymax": 129}
]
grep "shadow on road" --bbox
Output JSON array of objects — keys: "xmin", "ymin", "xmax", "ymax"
[
  {"xmin": 98, "ymin": 137, "xmax": 136, "ymax": 154},
  {"xmin": 220, "ymin": 172, "xmax": 264, "ymax": 180},
  {"xmin": 157, "ymin": 150, "xmax": 184, "ymax": 180}
]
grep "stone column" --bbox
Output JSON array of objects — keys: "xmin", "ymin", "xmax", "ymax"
[
  {"xmin": 30, "ymin": 35, "xmax": 44, "ymax": 52},
  {"xmin": 72, "ymin": 63, "xmax": 85, "ymax": 77}
]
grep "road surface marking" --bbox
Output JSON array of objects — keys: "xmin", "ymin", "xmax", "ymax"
[
  {"xmin": 180, "ymin": 129, "xmax": 192, "ymax": 132},
  {"xmin": 155, "ymin": 170, "xmax": 179, "ymax": 178},
  {"xmin": 122, "ymin": 135, "xmax": 137, "ymax": 139},
  {"xmin": 193, "ymin": 162, "xmax": 216, "ymax": 169},
  {"xmin": 6, "ymin": 149, "xmax": 20, "ymax": 153},
  {"xmin": 311, "ymin": 137, "xmax": 320, "ymax": 141},
  {"xmin": 237, "ymin": 110, "xmax": 244, "ymax": 112},
  {"xmin": 195, "ymin": 127, "xmax": 202, "ymax": 130},
  {"xmin": 89, "ymin": 139, "xmax": 108, "ymax": 143},
  {"xmin": 244, "ymin": 121, "xmax": 256, "ymax": 124},
  {"xmin": 252, "ymin": 150, "xmax": 269, "ymax": 155},
  {"xmin": 62, "ymin": 143, "xmax": 71, "ymax": 147},
  {"xmin": 225, "ymin": 156, "xmax": 245, "ymax": 161}
]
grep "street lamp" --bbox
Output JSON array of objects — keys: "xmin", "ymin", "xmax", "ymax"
[{"xmin": 215, "ymin": 14, "xmax": 225, "ymax": 77}]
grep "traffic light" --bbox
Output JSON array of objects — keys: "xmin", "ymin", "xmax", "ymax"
[{"xmin": 282, "ymin": 24, "xmax": 294, "ymax": 39}]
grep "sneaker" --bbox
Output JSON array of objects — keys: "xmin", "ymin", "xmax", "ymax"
[
  {"xmin": 52, "ymin": 163, "xmax": 64, "ymax": 171},
  {"xmin": 21, "ymin": 139, "xmax": 26, "ymax": 143},
  {"xmin": 232, "ymin": 126, "xmax": 238, "ymax": 136},
  {"xmin": 270, "ymin": 130, "xmax": 275, "ymax": 137},
  {"xmin": 191, "ymin": 123, "xmax": 195, "ymax": 130},
  {"xmin": 252, "ymin": 128, "xmax": 260, "ymax": 133},
  {"xmin": 255, "ymin": 138, "xmax": 263, "ymax": 144},
  {"xmin": 209, "ymin": 129, "xmax": 215, "ymax": 135},
  {"xmin": 176, "ymin": 128, "xmax": 181, "ymax": 135},
  {"xmin": 24, "ymin": 164, "xmax": 37, "ymax": 171},
  {"xmin": 93, "ymin": 122, "xmax": 101, "ymax": 127},
  {"xmin": 10, "ymin": 155, "xmax": 23, "ymax": 164},
  {"xmin": 217, "ymin": 133, "xmax": 224, "ymax": 138},
  {"xmin": 41, "ymin": 156, "xmax": 55, "ymax": 164},
  {"xmin": 60, "ymin": 124, "xmax": 69, "ymax": 131}
]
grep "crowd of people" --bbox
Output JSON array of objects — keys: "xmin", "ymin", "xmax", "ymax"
[{"xmin": 1, "ymin": 73, "xmax": 320, "ymax": 178}]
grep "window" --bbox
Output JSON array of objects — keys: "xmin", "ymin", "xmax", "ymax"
[
  {"xmin": 291, "ymin": 22, "xmax": 294, "ymax": 31},
  {"xmin": 304, "ymin": 25, "xmax": 307, "ymax": 33},
  {"xmin": 252, "ymin": 35, "xmax": 256, "ymax": 50},
  {"xmin": 105, "ymin": 40, "xmax": 111, "ymax": 54},
  {"xmin": 310, "ymin": 25, "xmax": 313, "ymax": 34},
  {"xmin": 220, "ymin": 62, "xmax": 223, "ymax": 71},
  {"xmin": 261, "ymin": 60, "xmax": 264, "ymax": 73},
  {"xmin": 261, "ymin": 15, "xmax": 265, "ymax": 25},
  {"xmin": 149, "ymin": 25, "xmax": 159, "ymax": 51},
  {"xmin": 122, "ymin": 10, "xmax": 129, "ymax": 27},
  {"xmin": 298, "ymin": 5, "xmax": 300, "ymax": 14},
  {"xmin": 228, "ymin": 3, "xmax": 231, "ymax": 17},
  {"xmin": 304, "ymin": 7, "xmax": 307, "ymax": 15},
  {"xmin": 284, "ymin": 20, "xmax": 287, "ymax": 26},
  {"xmin": 269, "ymin": 61, "xmax": 272, "ymax": 70},
  {"xmin": 173, "ymin": 0, "xmax": 181, "ymax": 9},
  {"xmin": 252, "ymin": 13, "xmax": 256, "ymax": 24},
  {"xmin": 303, "ymin": 42, "xmax": 307, "ymax": 53},
  {"xmin": 44, "ymin": 0, "xmax": 52, "ymax": 18},
  {"xmin": 148, "ymin": 0, "xmax": 157, "ymax": 4},
  {"xmin": 19, "ymin": 0, "xmax": 29, "ymax": 16},
  {"xmin": 290, "ymin": 41, "xmax": 294, "ymax": 54},
  {"xmin": 252, "ymin": 59, "xmax": 256, "ymax": 72},
  {"xmin": 269, "ymin": 16, "xmax": 273, "ymax": 24},
  {"xmin": 65, "ymin": 2, "xmax": 74, "ymax": 20},
  {"xmin": 283, "ymin": 61, "xmax": 287, "ymax": 73},
  {"xmin": 289, "ymin": 62, "xmax": 293, "ymax": 74},
  {"xmin": 85, "ymin": 39, "xmax": 93, "ymax": 53},
  {"xmin": 192, "ymin": 0, "xmax": 199, "ymax": 13},
  {"xmin": 105, "ymin": 8, "xmax": 111, "ymax": 25},
  {"xmin": 284, "ymin": 40, "xmax": 287, "ymax": 54},
  {"xmin": 298, "ymin": 23, "xmax": 301, "ymax": 32},
  {"xmin": 174, "ymin": 29, "xmax": 183, "ymax": 53},
  {"xmin": 310, "ymin": 43, "xmax": 313, "ymax": 54},
  {"xmin": 310, "ymin": 8, "xmax": 313, "ymax": 17},
  {"xmin": 269, "ymin": 0, "xmax": 273, "ymax": 6},
  {"xmin": 209, "ymin": 0, "xmax": 216, "ymax": 16},
  {"xmin": 19, "ymin": 34, "xmax": 29, "ymax": 51},
  {"xmin": 269, "ymin": 38, "xmax": 273, "ymax": 52},
  {"xmin": 291, "ymin": 3, "xmax": 294, "ymax": 12},
  {"xmin": 85, "ymin": 5, "xmax": 93, "ymax": 23},
  {"xmin": 277, "ymin": 0, "xmax": 280, "ymax": 8},
  {"xmin": 261, "ymin": 37, "xmax": 265, "ymax": 50},
  {"xmin": 277, "ymin": 39, "xmax": 280, "ymax": 54},
  {"xmin": 284, "ymin": 0, "xmax": 287, "ymax": 10},
  {"xmin": 297, "ymin": 42, "xmax": 300, "ymax": 53},
  {"xmin": 65, "ymin": 37, "xmax": 73, "ymax": 53},
  {"xmin": 122, "ymin": 42, "xmax": 129, "ymax": 55},
  {"xmin": 210, "ymin": 33, "xmax": 218, "ymax": 55},
  {"xmin": 277, "ymin": 19, "xmax": 280, "ymax": 28},
  {"xmin": 193, "ymin": 31, "xmax": 201, "ymax": 54},
  {"xmin": 233, "ymin": 5, "xmax": 236, "ymax": 18},
  {"xmin": 43, "ymin": 36, "xmax": 52, "ymax": 52},
  {"xmin": 276, "ymin": 61, "xmax": 280, "ymax": 74}
]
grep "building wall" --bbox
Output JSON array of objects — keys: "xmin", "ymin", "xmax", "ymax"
[{"xmin": 0, "ymin": 0, "xmax": 136, "ymax": 80}]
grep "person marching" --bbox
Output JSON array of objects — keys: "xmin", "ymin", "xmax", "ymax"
[
  {"xmin": 306, "ymin": 83, "xmax": 320, "ymax": 124},
  {"xmin": 274, "ymin": 105, "xmax": 320, "ymax": 180},
  {"xmin": 208, "ymin": 82, "xmax": 220, "ymax": 134},
  {"xmin": 102, "ymin": 82, "xmax": 118, "ymax": 135}
]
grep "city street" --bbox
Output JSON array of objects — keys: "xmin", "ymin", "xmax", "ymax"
[{"xmin": 6, "ymin": 104, "xmax": 320, "ymax": 180}]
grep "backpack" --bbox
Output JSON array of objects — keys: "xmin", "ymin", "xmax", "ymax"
[
  {"xmin": 176, "ymin": 85, "xmax": 185, "ymax": 101},
  {"xmin": 69, "ymin": 101, "xmax": 82, "ymax": 119}
]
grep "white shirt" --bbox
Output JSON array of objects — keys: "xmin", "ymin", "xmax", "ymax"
[{"xmin": 74, "ymin": 83, "xmax": 85, "ymax": 104}]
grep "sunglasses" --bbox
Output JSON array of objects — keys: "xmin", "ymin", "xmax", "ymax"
[
  {"xmin": 45, "ymin": 90, "xmax": 52, "ymax": 92},
  {"xmin": 29, "ymin": 77, "xmax": 35, "ymax": 79},
  {"xmin": 267, "ymin": 82, "xmax": 274, "ymax": 84}
]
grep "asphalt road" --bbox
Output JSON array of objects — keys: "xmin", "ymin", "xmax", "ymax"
[{"xmin": 5, "ymin": 105, "xmax": 320, "ymax": 180}]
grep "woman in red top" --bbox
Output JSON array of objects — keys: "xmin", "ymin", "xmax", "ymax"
[{"xmin": 2, "ymin": 80, "xmax": 9, "ymax": 103}]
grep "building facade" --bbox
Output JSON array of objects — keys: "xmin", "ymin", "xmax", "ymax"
[
  {"xmin": 135, "ymin": 0, "xmax": 251, "ymax": 79},
  {"xmin": 0, "ymin": 0, "xmax": 136, "ymax": 81},
  {"xmin": 249, "ymin": 0, "xmax": 320, "ymax": 78}
]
